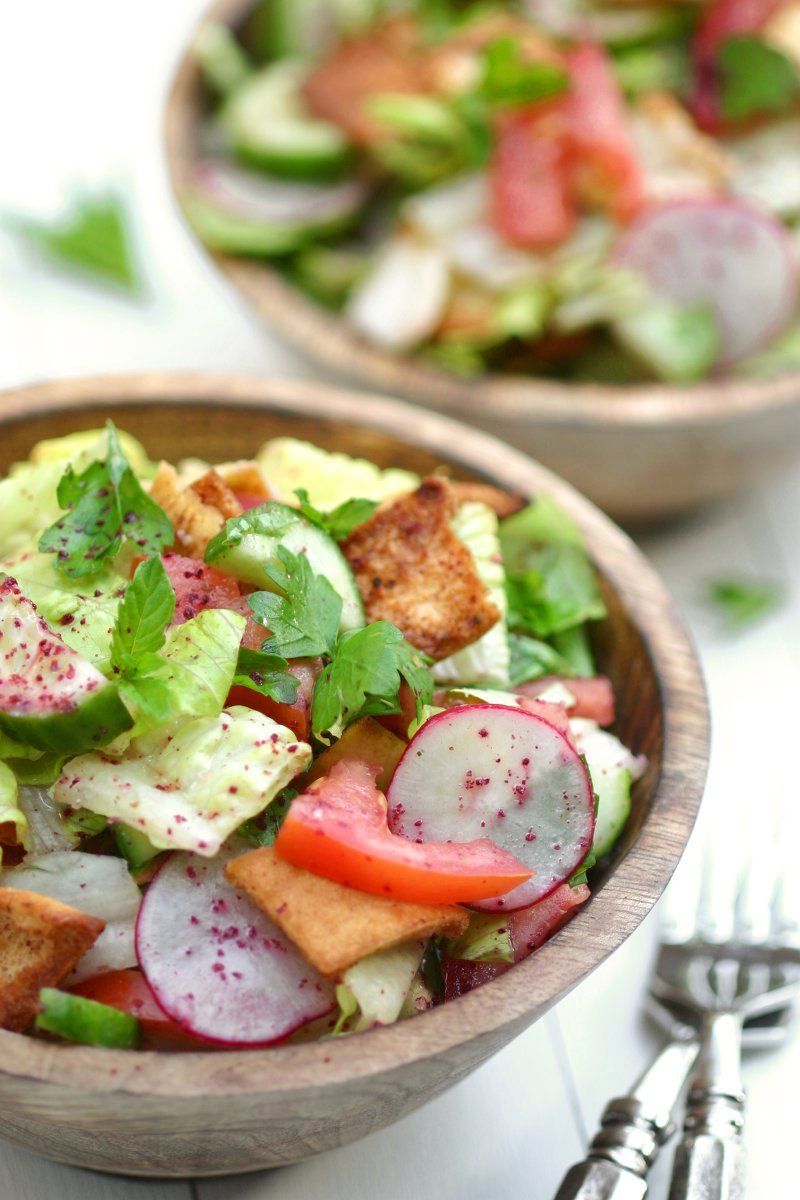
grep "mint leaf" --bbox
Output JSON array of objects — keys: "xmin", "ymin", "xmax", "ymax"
[
  {"xmin": 294, "ymin": 488, "xmax": 378, "ymax": 541},
  {"xmin": 249, "ymin": 547, "xmax": 342, "ymax": 658},
  {"xmin": 39, "ymin": 422, "xmax": 172, "ymax": 578},
  {"xmin": 481, "ymin": 37, "xmax": 569, "ymax": 106},
  {"xmin": 232, "ymin": 647, "xmax": 300, "ymax": 704},
  {"xmin": 719, "ymin": 35, "xmax": 800, "ymax": 121},
  {"xmin": 111, "ymin": 557, "xmax": 175, "ymax": 673},
  {"xmin": 9, "ymin": 193, "xmax": 141, "ymax": 291},
  {"xmin": 312, "ymin": 621, "xmax": 433, "ymax": 743},
  {"xmin": 707, "ymin": 577, "xmax": 782, "ymax": 628}
]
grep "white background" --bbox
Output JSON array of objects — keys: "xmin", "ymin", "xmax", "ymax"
[{"xmin": 0, "ymin": 4, "xmax": 798, "ymax": 1198}]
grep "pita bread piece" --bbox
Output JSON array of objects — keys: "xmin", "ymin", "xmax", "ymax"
[
  {"xmin": 226, "ymin": 846, "xmax": 468, "ymax": 977},
  {"xmin": 0, "ymin": 888, "xmax": 105, "ymax": 1032}
]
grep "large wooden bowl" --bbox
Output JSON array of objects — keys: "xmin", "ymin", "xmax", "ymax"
[
  {"xmin": 0, "ymin": 373, "xmax": 708, "ymax": 1177},
  {"xmin": 164, "ymin": 0, "xmax": 800, "ymax": 525}
]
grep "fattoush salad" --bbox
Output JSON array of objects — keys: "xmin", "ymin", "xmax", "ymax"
[
  {"xmin": 0, "ymin": 426, "xmax": 644, "ymax": 1050},
  {"xmin": 185, "ymin": 0, "xmax": 800, "ymax": 384}
]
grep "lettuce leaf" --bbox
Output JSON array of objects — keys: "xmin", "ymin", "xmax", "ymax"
[
  {"xmin": 54, "ymin": 706, "xmax": 312, "ymax": 857},
  {"xmin": 332, "ymin": 939, "xmax": 425, "ymax": 1034},
  {"xmin": 0, "ymin": 761, "xmax": 26, "ymax": 860}
]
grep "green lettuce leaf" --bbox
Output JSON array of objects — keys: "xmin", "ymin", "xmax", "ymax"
[
  {"xmin": 332, "ymin": 940, "xmax": 425, "ymax": 1034},
  {"xmin": 0, "ymin": 761, "xmax": 27, "ymax": 859},
  {"xmin": 54, "ymin": 706, "xmax": 312, "ymax": 857},
  {"xmin": 719, "ymin": 35, "xmax": 800, "ymax": 122}
]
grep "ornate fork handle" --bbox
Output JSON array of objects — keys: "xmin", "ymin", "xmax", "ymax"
[
  {"xmin": 553, "ymin": 1037, "xmax": 699, "ymax": 1200},
  {"xmin": 667, "ymin": 1011, "xmax": 747, "ymax": 1200}
]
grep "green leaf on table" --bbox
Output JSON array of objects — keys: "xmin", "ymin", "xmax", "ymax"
[
  {"xmin": 293, "ymin": 488, "xmax": 378, "ymax": 541},
  {"xmin": 312, "ymin": 622, "xmax": 433, "ymax": 744},
  {"xmin": 707, "ymin": 577, "xmax": 782, "ymax": 628},
  {"xmin": 719, "ymin": 35, "xmax": 800, "ymax": 122},
  {"xmin": 38, "ymin": 422, "xmax": 172, "ymax": 578},
  {"xmin": 8, "ymin": 192, "xmax": 141, "ymax": 292},
  {"xmin": 249, "ymin": 547, "xmax": 342, "ymax": 659}
]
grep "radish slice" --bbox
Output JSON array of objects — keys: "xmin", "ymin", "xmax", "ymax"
[
  {"xmin": 387, "ymin": 705, "xmax": 594, "ymax": 912},
  {"xmin": 136, "ymin": 846, "xmax": 335, "ymax": 1045},
  {"xmin": 614, "ymin": 198, "xmax": 798, "ymax": 365}
]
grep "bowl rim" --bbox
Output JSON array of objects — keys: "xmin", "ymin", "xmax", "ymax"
[
  {"xmin": 0, "ymin": 371, "xmax": 709, "ymax": 1099},
  {"xmin": 163, "ymin": 0, "xmax": 800, "ymax": 431}
]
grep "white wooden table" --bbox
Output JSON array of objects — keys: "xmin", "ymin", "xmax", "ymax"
[{"xmin": 0, "ymin": 4, "xmax": 797, "ymax": 1196}]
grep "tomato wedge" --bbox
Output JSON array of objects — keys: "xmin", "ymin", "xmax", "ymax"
[
  {"xmin": 274, "ymin": 759, "xmax": 533, "ymax": 904},
  {"xmin": 226, "ymin": 657, "xmax": 322, "ymax": 742},
  {"xmin": 563, "ymin": 43, "xmax": 643, "ymax": 222},
  {"xmin": 490, "ymin": 109, "xmax": 576, "ymax": 249},
  {"xmin": 68, "ymin": 969, "xmax": 213, "ymax": 1048}
]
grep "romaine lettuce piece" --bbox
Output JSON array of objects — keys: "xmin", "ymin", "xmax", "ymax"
[
  {"xmin": 433, "ymin": 501, "xmax": 510, "ymax": 687},
  {"xmin": 257, "ymin": 437, "xmax": 419, "ymax": 509},
  {"xmin": 54, "ymin": 707, "xmax": 312, "ymax": 856},
  {"xmin": 614, "ymin": 300, "xmax": 719, "ymax": 383},
  {"xmin": 444, "ymin": 911, "xmax": 514, "ymax": 964},
  {"xmin": 333, "ymin": 939, "xmax": 425, "ymax": 1034}
]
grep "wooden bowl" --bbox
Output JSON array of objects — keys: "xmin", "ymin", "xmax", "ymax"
[
  {"xmin": 0, "ymin": 372, "xmax": 708, "ymax": 1177},
  {"xmin": 164, "ymin": 0, "xmax": 800, "ymax": 526}
]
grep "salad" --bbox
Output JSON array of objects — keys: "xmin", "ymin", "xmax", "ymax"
[
  {"xmin": 0, "ymin": 425, "xmax": 644, "ymax": 1050},
  {"xmin": 183, "ymin": 0, "xmax": 800, "ymax": 384}
]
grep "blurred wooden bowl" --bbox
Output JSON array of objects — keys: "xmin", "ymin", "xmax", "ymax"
[
  {"xmin": 0, "ymin": 372, "xmax": 708, "ymax": 1177},
  {"xmin": 164, "ymin": 0, "xmax": 800, "ymax": 525}
]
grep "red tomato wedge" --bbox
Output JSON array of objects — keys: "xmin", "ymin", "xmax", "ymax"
[
  {"xmin": 490, "ymin": 109, "xmax": 576, "ymax": 249},
  {"xmin": 563, "ymin": 43, "xmax": 644, "ymax": 222},
  {"xmin": 161, "ymin": 553, "xmax": 242, "ymax": 625},
  {"xmin": 515, "ymin": 675, "xmax": 615, "ymax": 727},
  {"xmin": 274, "ymin": 759, "xmax": 533, "ymax": 904},
  {"xmin": 68, "ymin": 969, "xmax": 213, "ymax": 1048},
  {"xmin": 226, "ymin": 657, "xmax": 322, "ymax": 742}
]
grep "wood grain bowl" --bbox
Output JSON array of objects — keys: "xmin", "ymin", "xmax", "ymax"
[
  {"xmin": 163, "ymin": 0, "xmax": 800, "ymax": 526},
  {"xmin": 0, "ymin": 373, "xmax": 709, "ymax": 1177}
]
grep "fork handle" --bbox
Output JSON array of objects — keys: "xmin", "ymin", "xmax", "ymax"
[
  {"xmin": 552, "ymin": 1038, "xmax": 699, "ymax": 1200},
  {"xmin": 667, "ymin": 1012, "xmax": 747, "ymax": 1200}
]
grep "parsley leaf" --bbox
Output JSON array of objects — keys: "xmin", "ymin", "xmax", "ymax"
[
  {"xmin": 719, "ymin": 35, "xmax": 800, "ymax": 122},
  {"xmin": 110, "ymin": 556, "xmax": 175, "ymax": 672},
  {"xmin": 294, "ymin": 488, "xmax": 378, "ymax": 541},
  {"xmin": 8, "ymin": 192, "xmax": 141, "ymax": 291},
  {"xmin": 312, "ymin": 621, "xmax": 433, "ymax": 743},
  {"xmin": 232, "ymin": 647, "xmax": 300, "ymax": 705},
  {"xmin": 248, "ymin": 546, "xmax": 342, "ymax": 658},
  {"xmin": 39, "ymin": 423, "xmax": 172, "ymax": 578},
  {"xmin": 707, "ymin": 577, "xmax": 782, "ymax": 628},
  {"xmin": 481, "ymin": 37, "xmax": 569, "ymax": 106}
]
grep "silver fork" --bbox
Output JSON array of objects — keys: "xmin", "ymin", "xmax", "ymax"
[{"xmin": 552, "ymin": 799, "xmax": 800, "ymax": 1200}]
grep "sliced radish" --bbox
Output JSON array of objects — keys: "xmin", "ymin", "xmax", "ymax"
[
  {"xmin": 614, "ymin": 198, "xmax": 798, "ymax": 365},
  {"xmin": 135, "ymin": 845, "xmax": 335, "ymax": 1045},
  {"xmin": 387, "ymin": 705, "xmax": 594, "ymax": 913}
]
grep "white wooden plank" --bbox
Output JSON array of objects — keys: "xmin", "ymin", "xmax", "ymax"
[
  {"xmin": 198, "ymin": 1017, "xmax": 583, "ymax": 1200},
  {"xmin": 0, "ymin": 1143, "xmax": 191, "ymax": 1200}
]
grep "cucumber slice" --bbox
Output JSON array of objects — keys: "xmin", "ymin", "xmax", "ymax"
[
  {"xmin": 205, "ymin": 503, "xmax": 365, "ymax": 632},
  {"xmin": 246, "ymin": 0, "xmax": 379, "ymax": 59},
  {"xmin": 591, "ymin": 767, "xmax": 632, "ymax": 859},
  {"xmin": 222, "ymin": 61, "xmax": 351, "ymax": 179},
  {"xmin": 114, "ymin": 825, "xmax": 161, "ymax": 874},
  {"xmin": 182, "ymin": 158, "xmax": 366, "ymax": 255},
  {"xmin": 0, "ymin": 577, "xmax": 132, "ymax": 754},
  {"xmin": 36, "ymin": 987, "xmax": 140, "ymax": 1049}
]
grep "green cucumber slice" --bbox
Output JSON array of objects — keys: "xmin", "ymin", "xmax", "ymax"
[
  {"xmin": 114, "ymin": 824, "xmax": 161, "ymax": 874},
  {"xmin": 222, "ymin": 61, "xmax": 351, "ymax": 179},
  {"xmin": 182, "ymin": 158, "xmax": 366, "ymax": 255},
  {"xmin": 205, "ymin": 503, "xmax": 365, "ymax": 632},
  {"xmin": 36, "ymin": 988, "xmax": 140, "ymax": 1049},
  {"xmin": 591, "ymin": 767, "xmax": 632, "ymax": 859},
  {"xmin": 0, "ymin": 577, "xmax": 132, "ymax": 754}
]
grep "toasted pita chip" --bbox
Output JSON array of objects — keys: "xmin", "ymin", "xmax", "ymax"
[
  {"xmin": 0, "ymin": 889, "xmax": 105, "ymax": 1032},
  {"xmin": 302, "ymin": 717, "xmax": 406, "ymax": 793},
  {"xmin": 216, "ymin": 460, "xmax": 272, "ymax": 503},
  {"xmin": 341, "ymin": 477, "xmax": 500, "ymax": 661},
  {"xmin": 189, "ymin": 469, "xmax": 243, "ymax": 521},
  {"xmin": 226, "ymin": 847, "xmax": 468, "ymax": 976},
  {"xmin": 150, "ymin": 462, "xmax": 235, "ymax": 557}
]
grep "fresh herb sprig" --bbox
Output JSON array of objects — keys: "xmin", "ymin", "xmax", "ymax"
[
  {"xmin": 39, "ymin": 423, "xmax": 172, "ymax": 578},
  {"xmin": 110, "ymin": 556, "xmax": 176, "ymax": 723},
  {"xmin": 707, "ymin": 577, "xmax": 782, "ymax": 629},
  {"xmin": 293, "ymin": 488, "xmax": 378, "ymax": 542}
]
